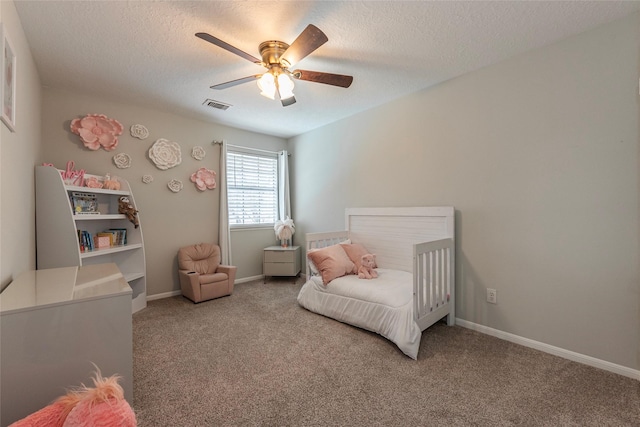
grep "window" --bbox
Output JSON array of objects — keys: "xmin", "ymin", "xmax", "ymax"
[{"xmin": 227, "ymin": 148, "xmax": 278, "ymax": 227}]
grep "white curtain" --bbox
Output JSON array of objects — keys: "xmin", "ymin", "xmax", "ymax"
[
  {"xmin": 219, "ymin": 141, "xmax": 232, "ymax": 265},
  {"xmin": 278, "ymin": 150, "xmax": 291, "ymax": 222}
]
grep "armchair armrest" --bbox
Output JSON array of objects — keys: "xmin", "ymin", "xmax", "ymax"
[
  {"xmin": 178, "ymin": 269, "xmax": 201, "ymax": 302},
  {"xmin": 216, "ymin": 264, "xmax": 237, "ymax": 294}
]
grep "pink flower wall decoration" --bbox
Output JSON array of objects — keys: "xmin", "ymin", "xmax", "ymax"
[
  {"xmin": 70, "ymin": 114, "xmax": 124, "ymax": 151},
  {"xmin": 190, "ymin": 167, "xmax": 217, "ymax": 191}
]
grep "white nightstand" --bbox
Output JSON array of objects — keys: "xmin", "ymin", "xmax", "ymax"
[{"xmin": 263, "ymin": 246, "xmax": 301, "ymax": 283}]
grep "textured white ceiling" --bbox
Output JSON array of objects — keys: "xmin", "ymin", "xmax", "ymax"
[{"xmin": 14, "ymin": 1, "xmax": 640, "ymax": 138}]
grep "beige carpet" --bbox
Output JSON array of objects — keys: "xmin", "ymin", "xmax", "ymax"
[{"xmin": 132, "ymin": 278, "xmax": 640, "ymax": 426}]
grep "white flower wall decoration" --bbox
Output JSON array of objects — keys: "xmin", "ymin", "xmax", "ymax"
[
  {"xmin": 142, "ymin": 175, "xmax": 154, "ymax": 184},
  {"xmin": 113, "ymin": 153, "xmax": 132, "ymax": 169},
  {"xmin": 130, "ymin": 124, "xmax": 149, "ymax": 140},
  {"xmin": 191, "ymin": 146, "xmax": 206, "ymax": 160},
  {"xmin": 167, "ymin": 179, "xmax": 183, "ymax": 193},
  {"xmin": 149, "ymin": 138, "xmax": 182, "ymax": 170}
]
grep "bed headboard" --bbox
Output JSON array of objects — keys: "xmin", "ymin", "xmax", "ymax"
[{"xmin": 345, "ymin": 207, "xmax": 454, "ymax": 272}]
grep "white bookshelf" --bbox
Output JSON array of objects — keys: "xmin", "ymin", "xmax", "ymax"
[{"xmin": 35, "ymin": 165, "xmax": 147, "ymax": 313}]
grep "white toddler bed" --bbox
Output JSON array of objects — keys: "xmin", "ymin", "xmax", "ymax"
[{"xmin": 297, "ymin": 207, "xmax": 455, "ymax": 359}]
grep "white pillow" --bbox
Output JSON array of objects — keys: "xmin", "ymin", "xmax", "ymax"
[{"xmin": 307, "ymin": 250, "xmax": 320, "ymax": 275}]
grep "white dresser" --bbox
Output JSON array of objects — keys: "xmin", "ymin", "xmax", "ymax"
[{"xmin": 0, "ymin": 263, "xmax": 132, "ymax": 426}]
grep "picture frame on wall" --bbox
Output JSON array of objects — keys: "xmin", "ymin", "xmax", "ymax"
[{"xmin": 1, "ymin": 23, "xmax": 16, "ymax": 132}]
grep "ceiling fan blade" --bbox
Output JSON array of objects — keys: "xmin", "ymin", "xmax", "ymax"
[
  {"xmin": 196, "ymin": 32, "xmax": 262, "ymax": 64},
  {"xmin": 275, "ymin": 84, "xmax": 296, "ymax": 107},
  {"xmin": 281, "ymin": 96, "xmax": 296, "ymax": 107},
  {"xmin": 281, "ymin": 24, "xmax": 328, "ymax": 67},
  {"xmin": 210, "ymin": 75, "xmax": 260, "ymax": 90},
  {"xmin": 292, "ymin": 69, "xmax": 353, "ymax": 88}
]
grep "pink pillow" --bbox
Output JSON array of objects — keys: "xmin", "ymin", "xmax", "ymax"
[
  {"xmin": 307, "ymin": 244, "xmax": 355, "ymax": 285},
  {"xmin": 341, "ymin": 243, "xmax": 378, "ymax": 270}
]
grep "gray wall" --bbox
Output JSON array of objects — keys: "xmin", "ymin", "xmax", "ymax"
[
  {"xmin": 40, "ymin": 87, "xmax": 287, "ymax": 296},
  {"xmin": 289, "ymin": 13, "xmax": 639, "ymax": 370},
  {"xmin": 0, "ymin": 1, "xmax": 41, "ymax": 290}
]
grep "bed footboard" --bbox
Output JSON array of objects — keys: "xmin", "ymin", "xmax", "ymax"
[{"xmin": 413, "ymin": 238, "xmax": 455, "ymax": 330}]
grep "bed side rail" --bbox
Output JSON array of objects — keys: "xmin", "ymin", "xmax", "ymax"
[
  {"xmin": 413, "ymin": 238, "xmax": 455, "ymax": 329},
  {"xmin": 305, "ymin": 231, "xmax": 350, "ymax": 277}
]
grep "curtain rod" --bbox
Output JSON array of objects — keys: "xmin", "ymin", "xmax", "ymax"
[{"xmin": 212, "ymin": 140, "xmax": 290, "ymax": 156}]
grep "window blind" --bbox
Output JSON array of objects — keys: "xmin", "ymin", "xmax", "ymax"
[{"xmin": 227, "ymin": 150, "xmax": 278, "ymax": 226}]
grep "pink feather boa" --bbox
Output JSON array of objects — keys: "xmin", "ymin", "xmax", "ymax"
[{"xmin": 9, "ymin": 370, "xmax": 136, "ymax": 427}]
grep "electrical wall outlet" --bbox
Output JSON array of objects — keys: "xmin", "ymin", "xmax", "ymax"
[{"xmin": 487, "ymin": 288, "xmax": 497, "ymax": 304}]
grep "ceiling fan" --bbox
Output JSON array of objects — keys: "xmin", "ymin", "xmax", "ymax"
[{"xmin": 196, "ymin": 24, "xmax": 353, "ymax": 107}]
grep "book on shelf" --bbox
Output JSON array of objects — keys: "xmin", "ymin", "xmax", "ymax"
[
  {"xmin": 77, "ymin": 230, "xmax": 94, "ymax": 252},
  {"xmin": 96, "ymin": 233, "xmax": 113, "ymax": 248},
  {"xmin": 95, "ymin": 229, "xmax": 127, "ymax": 246},
  {"xmin": 108, "ymin": 228, "xmax": 128, "ymax": 245},
  {"xmin": 70, "ymin": 192, "xmax": 99, "ymax": 215}
]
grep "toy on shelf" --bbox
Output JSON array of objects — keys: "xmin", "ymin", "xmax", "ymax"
[
  {"xmin": 103, "ymin": 174, "xmax": 121, "ymax": 190},
  {"xmin": 118, "ymin": 196, "xmax": 139, "ymax": 228}
]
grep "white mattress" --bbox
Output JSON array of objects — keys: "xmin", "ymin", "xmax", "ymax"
[{"xmin": 297, "ymin": 269, "xmax": 421, "ymax": 359}]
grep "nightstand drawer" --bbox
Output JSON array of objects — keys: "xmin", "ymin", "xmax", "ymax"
[
  {"xmin": 264, "ymin": 250, "xmax": 295, "ymax": 263},
  {"xmin": 264, "ymin": 262, "xmax": 298, "ymax": 276}
]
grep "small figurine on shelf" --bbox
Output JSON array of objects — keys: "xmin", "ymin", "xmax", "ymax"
[
  {"xmin": 118, "ymin": 196, "xmax": 139, "ymax": 228},
  {"xmin": 85, "ymin": 176, "xmax": 104, "ymax": 189},
  {"xmin": 103, "ymin": 173, "xmax": 121, "ymax": 190}
]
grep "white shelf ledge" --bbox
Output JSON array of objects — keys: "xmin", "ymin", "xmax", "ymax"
[
  {"xmin": 124, "ymin": 272, "xmax": 145, "ymax": 282},
  {"xmin": 80, "ymin": 243, "xmax": 143, "ymax": 258},
  {"xmin": 74, "ymin": 214, "xmax": 127, "ymax": 221},
  {"xmin": 65, "ymin": 185, "xmax": 130, "ymax": 196}
]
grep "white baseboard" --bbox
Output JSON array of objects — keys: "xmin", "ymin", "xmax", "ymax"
[
  {"xmin": 235, "ymin": 275, "xmax": 264, "ymax": 284},
  {"xmin": 456, "ymin": 318, "xmax": 640, "ymax": 381},
  {"xmin": 146, "ymin": 290, "xmax": 181, "ymax": 301}
]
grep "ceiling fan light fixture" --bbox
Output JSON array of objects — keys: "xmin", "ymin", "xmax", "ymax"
[
  {"xmin": 277, "ymin": 73, "xmax": 295, "ymax": 100},
  {"xmin": 257, "ymin": 72, "xmax": 276, "ymax": 100},
  {"xmin": 198, "ymin": 24, "xmax": 352, "ymax": 107}
]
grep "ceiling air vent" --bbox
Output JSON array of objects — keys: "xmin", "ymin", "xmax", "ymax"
[{"xmin": 203, "ymin": 99, "xmax": 232, "ymax": 110}]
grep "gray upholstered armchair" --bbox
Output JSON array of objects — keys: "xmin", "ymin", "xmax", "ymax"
[{"xmin": 177, "ymin": 243, "xmax": 236, "ymax": 303}]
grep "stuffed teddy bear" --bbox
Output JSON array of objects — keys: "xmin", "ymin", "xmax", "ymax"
[
  {"xmin": 118, "ymin": 196, "xmax": 139, "ymax": 228},
  {"xmin": 9, "ymin": 370, "xmax": 136, "ymax": 427},
  {"xmin": 357, "ymin": 253, "xmax": 378, "ymax": 279}
]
